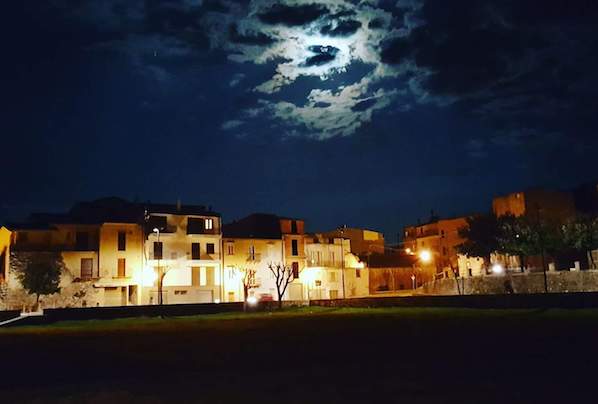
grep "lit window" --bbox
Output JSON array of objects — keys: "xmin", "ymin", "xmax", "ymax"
[{"xmin": 205, "ymin": 218, "xmax": 214, "ymax": 230}]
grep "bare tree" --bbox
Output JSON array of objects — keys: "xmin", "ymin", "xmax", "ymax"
[
  {"xmin": 237, "ymin": 266, "xmax": 259, "ymax": 309},
  {"xmin": 268, "ymin": 263, "xmax": 295, "ymax": 309}
]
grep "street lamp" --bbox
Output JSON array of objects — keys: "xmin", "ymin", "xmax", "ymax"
[
  {"xmin": 153, "ymin": 227, "xmax": 162, "ymax": 305},
  {"xmin": 338, "ymin": 225, "xmax": 347, "ymax": 299},
  {"xmin": 419, "ymin": 249, "xmax": 432, "ymax": 263}
]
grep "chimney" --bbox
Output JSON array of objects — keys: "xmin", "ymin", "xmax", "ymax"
[{"xmin": 176, "ymin": 199, "xmax": 181, "ymax": 212}]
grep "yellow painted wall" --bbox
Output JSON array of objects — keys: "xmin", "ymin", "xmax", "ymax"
[
  {"xmin": 222, "ymin": 237, "xmax": 283, "ymax": 302},
  {"xmin": 0, "ymin": 227, "xmax": 11, "ymax": 282}
]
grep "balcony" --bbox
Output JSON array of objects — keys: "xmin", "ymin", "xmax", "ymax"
[
  {"xmin": 246, "ymin": 253, "xmax": 262, "ymax": 262},
  {"xmin": 306, "ymin": 260, "xmax": 340, "ymax": 268}
]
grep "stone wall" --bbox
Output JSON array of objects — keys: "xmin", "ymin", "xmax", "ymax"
[
  {"xmin": 419, "ymin": 270, "xmax": 598, "ymax": 296},
  {"xmin": 3, "ymin": 251, "xmax": 101, "ymax": 311}
]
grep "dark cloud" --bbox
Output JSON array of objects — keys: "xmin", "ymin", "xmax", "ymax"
[
  {"xmin": 351, "ymin": 98, "xmax": 377, "ymax": 112},
  {"xmin": 257, "ymin": 3, "xmax": 328, "ymax": 26},
  {"xmin": 368, "ymin": 18, "xmax": 385, "ymax": 29},
  {"xmin": 380, "ymin": 0, "xmax": 598, "ymax": 146},
  {"xmin": 302, "ymin": 45, "xmax": 340, "ymax": 67},
  {"xmin": 228, "ymin": 24, "xmax": 275, "ymax": 46},
  {"xmin": 320, "ymin": 19, "xmax": 362, "ymax": 37}
]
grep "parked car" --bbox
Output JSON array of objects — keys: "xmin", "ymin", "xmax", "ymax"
[{"xmin": 258, "ymin": 293, "xmax": 274, "ymax": 302}]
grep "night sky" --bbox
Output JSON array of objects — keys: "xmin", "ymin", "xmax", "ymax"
[{"xmin": 3, "ymin": 0, "xmax": 598, "ymax": 241}]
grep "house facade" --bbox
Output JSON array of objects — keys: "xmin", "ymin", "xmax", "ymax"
[
  {"xmin": 304, "ymin": 233, "xmax": 368, "ymax": 299},
  {"xmin": 143, "ymin": 204, "xmax": 223, "ymax": 305},
  {"xmin": 222, "ymin": 214, "xmax": 304, "ymax": 302}
]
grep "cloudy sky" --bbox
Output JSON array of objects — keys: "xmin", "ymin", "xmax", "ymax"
[{"xmin": 2, "ymin": 0, "xmax": 598, "ymax": 239}]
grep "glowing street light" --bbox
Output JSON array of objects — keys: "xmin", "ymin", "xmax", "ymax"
[
  {"xmin": 491, "ymin": 263, "xmax": 504, "ymax": 274},
  {"xmin": 419, "ymin": 249, "xmax": 432, "ymax": 263},
  {"xmin": 246, "ymin": 296, "xmax": 258, "ymax": 305}
]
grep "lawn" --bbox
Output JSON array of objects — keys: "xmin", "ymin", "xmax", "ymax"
[{"xmin": 1, "ymin": 307, "xmax": 597, "ymax": 403}]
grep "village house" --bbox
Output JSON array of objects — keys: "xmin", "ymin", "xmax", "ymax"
[
  {"xmin": 304, "ymin": 233, "xmax": 368, "ymax": 299},
  {"xmin": 143, "ymin": 203, "xmax": 223, "ymax": 304}
]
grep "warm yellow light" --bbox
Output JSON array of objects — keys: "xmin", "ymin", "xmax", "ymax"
[
  {"xmin": 247, "ymin": 296, "xmax": 258, "ymax": 305},
  {"xmin": 419, "ymin": 250, "xmax": 432, "ymax": 263},
  {"xmin": 405, "ymin": 248, "xmax": 412, "ymax": 254},
  {"xmin": 491, "ymin": 263, "xmax": 504, "ymax": 274},
  {"xmin": 142, "ymin": 266, "xmax": 157, "ymax": 286}
]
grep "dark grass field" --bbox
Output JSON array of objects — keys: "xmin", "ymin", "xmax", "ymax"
[{"xmin": 1, "ymin": 307, "xmax": 597, "ymax": 403}]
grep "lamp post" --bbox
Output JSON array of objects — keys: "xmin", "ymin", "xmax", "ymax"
[
  {"xmin": 338, "ymin": 225, "xmax": 346, "ymax": 299},
  {"xmin": 153, "ymin": 227, "xmax": 162, "ymax": 305}
]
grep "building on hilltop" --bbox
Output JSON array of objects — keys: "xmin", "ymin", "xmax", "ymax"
[{"xmin": 492, "ymin": 189, "xmax": 575, "ymax": 223}]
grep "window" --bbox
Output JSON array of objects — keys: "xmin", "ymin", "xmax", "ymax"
[
  {"xmin": 328, "ymin": 238, "xmax": 334, "ymax": 244},
  {"xmin": 192, "ymin": 267, "xmax": 200, "ymax": 286},
  {"xmin": 153, "ymin": 241, "xmax": 163, "ymax": 259},
  {"xmin": 174, "ymin": 290, "xmax": 188, "ymax": 295},
  {"xmin": 192, "ymin": 242, "xmax": 200, "ymax": 260},
  {"xmin": 328, "ymin": 271, "xmax": 337, "ymax": 282},
  {"xmin": 291, "ymin": 239, "xmax": 298, "ymax": 256},
  {"xmin": 227, "ymin": 242, "xmax": 234, "ymax": 255},
  {"xmin": 291, "ymin": 220, "xmax": 298, "ymax": 234},
  {"xmin": 468, "ymin": 268, "xmax": 473, "ymax": 277},
  {"xmin": 118, "ymin": 231, "xmax": 126, "ymax": 251},
  {"xmin": 204, "ymin": 218, "xmax": 214, "ymax": 230},
  {"xmin": 206, "ymin": 243, "xmax": 215, "ymax": 254},
  {"xmin": 440, "ymin": 230, "xmax": 445, "ymax": 238},
  {"xmin": 315, "ymin": 280, "xmax": 322, "ymax": 287},
  {"xmin": 117, "ymin": 258, "xmax": 126, "ymax": 277},
  {"xmin": 206, "ymin": 267, "xmax": 214, "ymax": 286},
  {"xmin": 292, "ymin": 262, "xmax": 299, "ymax": 278},
  {"xmin": 249, "ymin": 245, "xmax": 256, "ymax": 260},
  {"xmin": 442, "ymin": 247, "xmax": 448, "ymax": 256},
  {"xmin": 187, "ymin": 218, "xmax": 204, "ymax": 234},
  {"xmin": 81, "ymin": 258, "xmax": 93, "ymax": 280},
  {"xmin": 356, "ymin": 269, "xmax": 361, "ymax": 278},
  {"xmin": 329, "ymin": 290, "xmax": 339, "ymax": 299}
]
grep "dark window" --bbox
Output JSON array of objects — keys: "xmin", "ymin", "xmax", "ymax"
[
  {"xmin": 187, "ymin": 218, "xmax": 204, "ymax": 234},
  {"xmin": 192, "ymin": 243, "xmax": 200, "ymax": 259},
  {"xmin": 118, "ymin": 231, "xmax": 126, "ymax": 251},
  {"xmin": 328, "ymin": 238, "xmax": 334, "ymax": 244},
  {"xmin": 442, "ymin": 247, "xmax": 448, "ymax": 256},
  {"xmin": 75, "ymin": 231, "xmax": 89, "ymax": 250},
  {"xmin": 118, "ymin": 258, "xmax": 126, "ymax": 277},
  {"xmin": 291, "ymin": 220, "xmax": 297, "ymax": 234},
  {"xmin": 81, "ymin": 258, "xmax": 93, "ymax": 279},
  {"xmin": 206, "ymin": 243, "xmax": 215, "ymax": 254},
  {"xmin": 292, "ymin": 262, "xmax": 299, "ymax": 278},
  {"xmin": 291, "ymin": 239, "xmax": 298, "ymax": 256},
  {"xmin": 315, "ymin": 280, "xmax": 322, "ymax": 287},
  {"xmin": 356, "ymin": 269, "xmax": 361, "ymax": 278},
  {"xmin": 154, "ymin": 242, "xmax": 163, "ymax": 259},
  {"xmin": 468, "ymin": 268, "xmax": 473, "ymax": 277}
]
